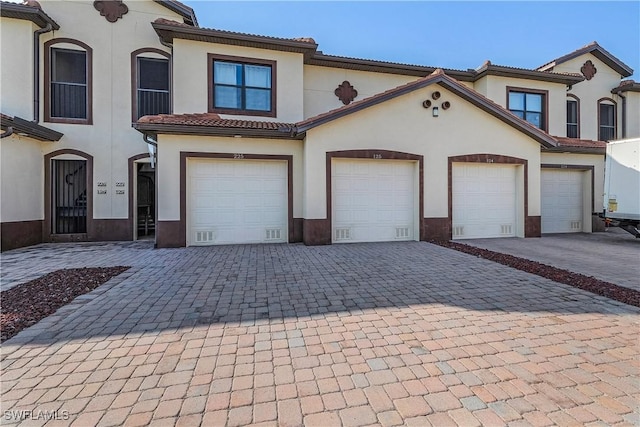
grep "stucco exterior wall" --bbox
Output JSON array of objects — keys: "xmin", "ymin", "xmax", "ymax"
[
  {"xmin": 31, "ymin": 1, "xmax": 181, "ymax": 221},
  {"xmin": 623, "ymin": 92, "xmax": 640, "ymax": 138},
  {"xmin": 0, "ymin": 18, "xmax": 35, "ymax": 119},
  {"xmin": 172, "ymin": 40, "xmax": 305, "ymax": 123},
  {"xmin": 556, "ymin": 54, "xmax": 625, "ymax": 141},
  {"xmin": 303, "ymin": 84, "xmax": 542, "ymax": 220},
  {"xmin": 156, "ymin": 136, "xmax": 303, "ymax": 221},
  {"xmin": 303, "ymin": 66, "xmax": 417, "ymax": 119},
  {"xmin": 0, "ymin": 136, "xmax": 44, "ymax": 222},
  {"xmin": 540, "ymin": 151, "xmax": 605, "ymax": 212},
  {"xmin": 473, "ymin": 76, "xmax": 566, "ymax": 138}
]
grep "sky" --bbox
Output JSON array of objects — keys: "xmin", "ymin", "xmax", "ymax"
[{"xmin": 182, "ymin": 1, "xmax": 640, "ymax": 80}]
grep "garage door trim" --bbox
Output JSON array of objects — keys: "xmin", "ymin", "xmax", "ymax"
[
  {"xmin": 180, "ymin": 152, "xmax": 294, "ymax": 246},
  {"xmin": 325, "ymin": 150, "xmax": 424, "ymax": 242},
  {"xmin": 447, "ymin": 154, "xmax": 539, "ymax": 238},
  {"xmin": 541, "ymin": 163, "xmax": 594, "ymax": 212}
]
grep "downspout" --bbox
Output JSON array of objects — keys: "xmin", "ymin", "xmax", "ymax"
[
  {"xmin": 142, "ymin": 133, "xmax": 157, "ymax": 169},
  {"xmin": 33, "ymin": 23, "xmax": 54, "ymax": 123},
  {"xmin": 618, "ymin": 92, "xmax": 626, "ymax": 139}
]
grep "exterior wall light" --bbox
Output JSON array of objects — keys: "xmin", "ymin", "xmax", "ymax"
[{"xmin": 432, "ymin": 106, "xmax": 439, "ymax": 117}]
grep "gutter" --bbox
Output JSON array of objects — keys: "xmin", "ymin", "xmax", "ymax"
[
  {"xmin": 0, "ymin": 127, "xmax": 14, "ymax": 139},
  {"xmin": 619, "ymin": 92, "xmax": 626, "ymax": 139},
  {"xmin": 33, "ymin": 23, "xmax": 54, "ymax": 123},
  {"xmin": 134, "ymin": 123, "xmax": 302, "ymax": 140}
]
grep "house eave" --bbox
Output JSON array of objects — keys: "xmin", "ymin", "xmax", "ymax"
[
  {"xmin": 611, "ymin": 83, "xmax": 640, "ymax": 94},
  {"xmin": 542, "ymin": 146, "xmax": 605, "ymax": 155},
  {"xmin": 538, "ymin": 44, "xmax": 633, "ymax": 78},
  {"xmin": 0, "ymin": 3, "xmax": 60, "ymax": 30},
  {"xmin": 474, "ymin": 65, "xmax": 584, "ymax": 85},
  {"xmin": 306, "ymin": 53, "xmax": 476, "ymax": 81},
  {"xmin": 0, "ymin": 115, "xmax": 63, "ymax": 142},
  {"xmin": 133, "ymin": 123, "xmax": 303, "ymax": 140},
  {"xmin": 154, "ymin": 0, "xmax": 197, "ymax": 26},
  {"xmin": 152, "ymin": 22, "xmax": 318, "ymax": 56}
]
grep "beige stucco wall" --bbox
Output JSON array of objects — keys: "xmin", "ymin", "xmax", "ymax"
[
  {"xmin": 623, "ymin": 92, "xmax": 640, "ymax": 138},
  {"xmin": 540, "ymin": 151, "xmax": 605, "ymax": 213},
  {"xmin": 0, "ymin": 136, "xmax": 44, "ymax": 222},
  {"xmin": 156, "ymin": 136, "xmax": 303, "ymax": 221},
  {"xmin": 303, "ymin": 66, "xmax": 474, "ymax": 120},
  {"xmin": 0, "ymin": 18, "xmax": 35, "ymax": 119},
  {"xmin": 26, "ymin": 1, "xmax": 182, "ymax": 220},
  {"xmin": 556, "ymin": 54, "xmax": 626, "ymax": 141},
  {"xmin": 303, "ymin": 65, "xmax": 416, "ymax": 119},
  {"xmin": 473, "ymin": 76, "xmax": 566, "ymax": 138},
  {"xmin": 172, "ymin": 40, "xmax": 305, "ymax": 123},
  {"xmin": 303, "ymin": 84, "xmax": 542, "ymax": 221}
]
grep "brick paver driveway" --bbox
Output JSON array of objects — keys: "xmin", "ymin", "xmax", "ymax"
[{"xmin": 1, "ymin": 241, "xmax": 638, "ymax": 426}]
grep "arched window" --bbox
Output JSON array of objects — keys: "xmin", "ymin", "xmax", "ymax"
[
  {"xmin": 598, "ymin": 98, "xmax": 617, "ymax": 141},
  {"xmin": 566, "ymin": 94, "xmax": 580, "ymax": 138},
  {"xmin": 44, "ymin": 38, "xmax": 92, "ymax": 124},
  {"xmin": 131, "ymin": 48, "xmax": 171, "ymax": 122}
]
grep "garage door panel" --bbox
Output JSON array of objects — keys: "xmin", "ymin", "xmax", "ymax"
[
  {"xmin": 189, "ymin": 159, "xmax": 288, "ymax": 245},
  {"xmin": 332, "ymin": 159, "xmax": 417, "ymax": 243},
  {"xmin": 541, "ymin": 169, "xmax": 583, "ymax": 233},
  {"xmin": 453, "ymin": 164, "xmax": 517, "ymax": 239}
]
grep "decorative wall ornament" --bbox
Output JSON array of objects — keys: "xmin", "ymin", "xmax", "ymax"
[
  {"xmin": 442, "ymin": 101, "xmax": 451, "ymax": 110},
  {"xmin": 334, "ymin": 81, "xmax": 358, "ymax": 105},
  {"xmin": 580, "ymin": 60, "xmax": 597, "ymax": 80},
  {"xmin": 93, "ymin": 0, "xmax": 129, "ymax": 23},
  {"xmin": 431, "ymin": 91, "xmax": 441, "ymax": 100},
  {"xmin": 422, "ymin": 100, "xmax": 432, "ymax": 108}
]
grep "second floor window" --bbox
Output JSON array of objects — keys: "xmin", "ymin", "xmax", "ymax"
[
  {"xmin": 566, "ymin": 99, "xmax": 578, "ymax": 138},
  {"xmin": 508, "ymin": 89, "xmax": 546, "ymax": 131},
  {"xmin": 137, "ymin": 57, "xmax": 170, "ymax": 119},
  {"xmin": 599, "ymin": 102, "xmax": 616, "ymax": 141},
  {"xmin": 51, "ymin": 48, "xmax": 88, "ymax": 120},
  {"xmin": 209, "ymin": 55, "xmax": 275, "ymax": 116}
]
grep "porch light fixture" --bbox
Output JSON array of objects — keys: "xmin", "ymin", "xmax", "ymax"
[{"xmin": 432, "ymin": 106, "xmax": 439, "ymax": 117}]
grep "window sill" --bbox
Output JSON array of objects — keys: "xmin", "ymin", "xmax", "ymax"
[
  {"xmin": 45, "ymin": 117, "xmax": 93, "ymax": 125},
  {"xmin": 209, "ymin": 108, "xmax": 276, "ymax": 118}
]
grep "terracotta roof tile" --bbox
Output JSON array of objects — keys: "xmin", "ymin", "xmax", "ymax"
[
  {"xmin": 553, "ymin": 136, "xmax": 606, "ymax": 148},
  {"xmin": 475, "ymin": 61, "xmax": 583, "ymax": 78},
  {"xmin": 153, "ymin": 18, "xmax": 317, "ymax": 46},
  {"xmin": 137, "ymin": 113, "xmax": 294, "ymax": 131},
  {"xmin": 611, "ymin": 79, "xmax": 640, "ymax": 93}
]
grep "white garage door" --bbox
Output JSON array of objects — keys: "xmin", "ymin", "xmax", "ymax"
[
  {"xmin": 541, "ymin": 169, "xmax": 583, "ymax": 233},
  {"xmin": 188, "ymin": 159, "xmax": 288, "ymax": 245},
  {"xmin": 332, "ymin": 159, "xmax": 417, "ymax": 243},
  {"xmin": 452, "ymin": 164, "xmax": 517, "ymax": 239}
]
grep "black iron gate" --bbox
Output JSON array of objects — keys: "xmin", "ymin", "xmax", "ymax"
[{"xmin": 52, "ymin": 159, "xmax": 87, "ymax": 234}]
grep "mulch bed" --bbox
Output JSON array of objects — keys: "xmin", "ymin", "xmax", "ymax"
[
  {"xmin": 1, "ymin": 267, "xmax": 129, "ymax": 342},
  {"xmin": 432, "ymin": 240, "xmax": 640, "ymax": 308}
]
